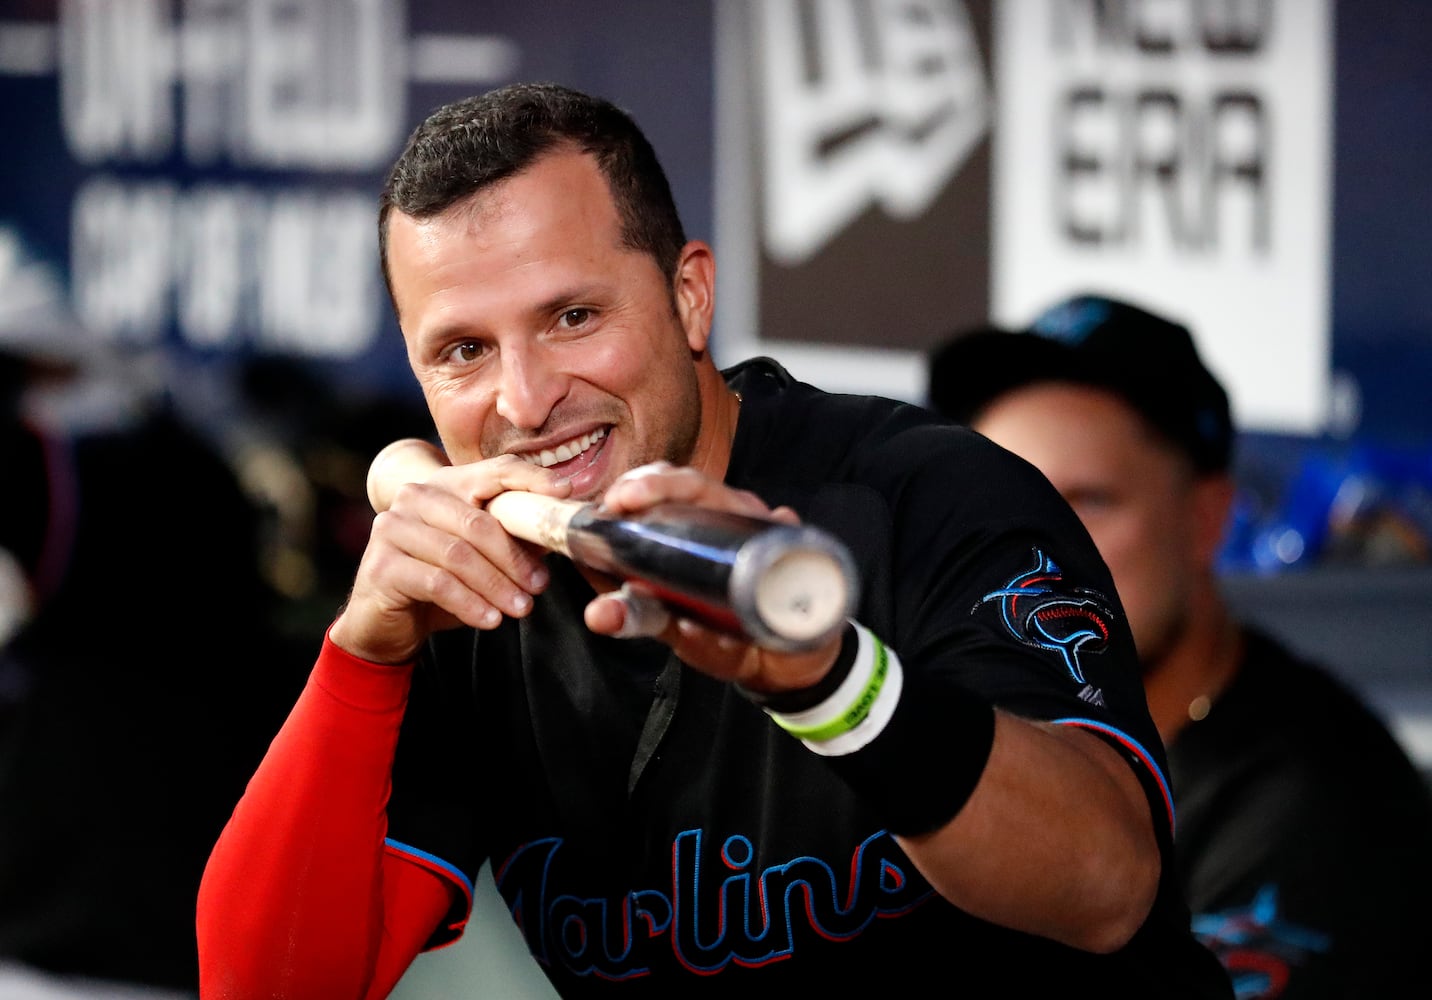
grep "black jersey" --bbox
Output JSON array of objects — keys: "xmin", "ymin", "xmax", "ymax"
[
  {"xmin": 1171, "ymin": 627, "xmax": 1432, "ymax": 998},
  {"xmin": 385, "ymin": 358, "xmax": 1233, "ymax": 997}
]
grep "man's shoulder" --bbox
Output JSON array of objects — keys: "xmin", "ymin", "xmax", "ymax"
[
  {"xmin": 1238, "ymin": 628, "xmax": 1388, "ymax": 720},
  {"xmin": 1224, "ymin": 627, "xmax": 1431, "ymax": 796},
  {"xmin": 725, "ymin": 355, "xmax": 1011, "ymax": 471}
]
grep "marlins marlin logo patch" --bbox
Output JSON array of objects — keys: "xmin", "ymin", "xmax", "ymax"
[{"xmin": 975, "ymin": 549, "xmax": 1116, "ymax": 685}]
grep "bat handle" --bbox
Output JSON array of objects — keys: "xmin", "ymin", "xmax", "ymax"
[
  {"xmin": 365, "ymin": 437, "xmax": 448, "ymax": 513},
  {"xmin": 365, "ymin": 438, "xmax": 584, "ymax": 556}
]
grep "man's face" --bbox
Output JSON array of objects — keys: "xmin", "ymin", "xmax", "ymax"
[
  {"xmin": 384, "ymin": 150, "xmax": 709, "ymax": 501},
  {"xmin": 973, "ymin": 382, "xmax": 1203, "ymax": 668}
]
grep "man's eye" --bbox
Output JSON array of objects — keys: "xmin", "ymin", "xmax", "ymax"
[
  {"xmin": 558, "ymin": 308, "xmax": 591, "ymax": 329},
  {"xmin": 449, "ymin": 341, "xmax": 485, "ymax": 363}
]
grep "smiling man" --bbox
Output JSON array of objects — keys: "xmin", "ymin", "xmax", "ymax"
[{"xmin": 196, "ymin": 85, "xmax": 1233, "ymax": 999}]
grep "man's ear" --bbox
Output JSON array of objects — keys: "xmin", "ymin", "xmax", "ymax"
[
  {"xmin": 1191, "ymin": 473, "xmax": 1237, "ymax": 568},
  {"xmin": 672, "ymin": 240, "xmax": 716, "ymax": 352}
]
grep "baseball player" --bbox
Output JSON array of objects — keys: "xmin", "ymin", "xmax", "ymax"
[{"xmin": 196, "ymin": 84, "xmax": 1234, "ymax": 998}]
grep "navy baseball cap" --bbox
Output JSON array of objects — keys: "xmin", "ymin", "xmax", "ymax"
[{"xmin": 927, "ymin": 294, "xmax": 1234, "ymax": 474}]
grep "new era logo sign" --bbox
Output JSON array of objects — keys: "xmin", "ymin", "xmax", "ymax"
[{"xmin": 756, "ymin": 0, "xmax": 989, "ymax": 264}]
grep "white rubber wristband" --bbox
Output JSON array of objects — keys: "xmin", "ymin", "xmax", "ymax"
[{"xmin": 766, "ymin": 622, "xmax": 904, "ymax": 756}]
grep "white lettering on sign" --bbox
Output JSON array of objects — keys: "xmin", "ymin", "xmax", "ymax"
[
  {"xmin": 59, "ymin": 0, "xmax": 176, "ymax": 164},
  {"xmin": 257, "ymin": 189, "xmax": 376, "ymax": 355},
  {"xmin": 992, "ymin": 0, "xmax": 1332, "ymax": 434},
  {"xmin": 71, "ymin": 176, "xmax": 379, "ymax": 357},
  {"xmin": 8, "ymin": 1, "xmax": 524, "ymax": 373},
  {"xmin": 176, "ymin": 185, "xmax": 259, "ymax": 348},
  {"xmin": 71, "ymin": 177, "xmax": 176, "ymax": 340},
  {"xmin": 242, "ymin": 0, "xmax": 402, "ymax": 169},
  {"xmin": 58, "ymin": 0, "xmax": 403, "ymax": 169}
]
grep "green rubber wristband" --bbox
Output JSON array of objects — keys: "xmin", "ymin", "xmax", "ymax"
[{"xmin": 771, "ymin": 633, "xmax": 890, "ymax": 743}]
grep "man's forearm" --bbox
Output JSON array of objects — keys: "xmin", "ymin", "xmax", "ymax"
[{"xmin": 196, "ymin": 637, "xmax": 417, "ymax": 997}]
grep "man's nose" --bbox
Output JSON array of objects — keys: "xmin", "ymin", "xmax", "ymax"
[{"xmin": 494, "ymin": 344, "xmax": 564, "ymax": 430}]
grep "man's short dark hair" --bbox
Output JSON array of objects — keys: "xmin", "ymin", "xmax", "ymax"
[{"xmin": 377, "ymin": 82, "xmax": 687, "ymax": 309}]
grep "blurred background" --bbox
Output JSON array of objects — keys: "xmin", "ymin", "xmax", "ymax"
[{"xmin": 1, "ymin": 2, "xmax": 1427, "ymax": 997}]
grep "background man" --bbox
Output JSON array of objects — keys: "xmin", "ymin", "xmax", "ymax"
[{"xmin": 928, "ymin": 293, "xmax": 1432, "ymax": 999}]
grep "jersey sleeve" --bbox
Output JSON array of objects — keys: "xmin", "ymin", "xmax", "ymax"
[
  {"xmin": 900, "ymin": 428, "xmax": 1175, "ymax": 834},
  {"xmin": 775, "ymin": 417, "xmax": 1175, "ymax": 840}
]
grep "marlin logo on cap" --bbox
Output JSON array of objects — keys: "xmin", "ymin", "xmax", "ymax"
[
  {"xmin": 975, "ymin": 548, "xmax": 1116, "ymax": 685},
  {"xmin": 1028, "ymin": 295, "xmax": 1115, "ymax": 346}
]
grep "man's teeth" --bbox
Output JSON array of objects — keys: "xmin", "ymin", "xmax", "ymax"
[{"xmin": 524, "ymin": 428, "xmax": 607, "ymax": 468}]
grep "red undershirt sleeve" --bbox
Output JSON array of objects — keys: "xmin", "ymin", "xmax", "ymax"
[{"xmin": 196, "ymin": 631, "xmax": 456, "ymax": 1000}]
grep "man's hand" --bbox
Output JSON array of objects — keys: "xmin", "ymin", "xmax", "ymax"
[
  {"xmin": 330, "ymin": 454, "xmax": 571, "ymax": 665},
  {"xmin": 583, "ymin": 462, "xmax": 847, "ymax": 694}
]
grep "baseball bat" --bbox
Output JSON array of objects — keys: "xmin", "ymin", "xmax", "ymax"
[{"xmin": 365, "ymin": 438, "xmax": 858, "ymax": 652}]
